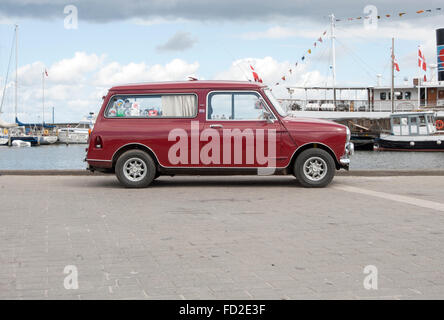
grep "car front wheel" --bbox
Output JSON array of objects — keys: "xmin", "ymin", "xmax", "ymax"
[
  {"xmin": 115, "ymin": 150, "xmax": 156, "ymax": 188},
  {"xmin": 294, "ymin": 148, "xmax": 336, "ymax": 188}
]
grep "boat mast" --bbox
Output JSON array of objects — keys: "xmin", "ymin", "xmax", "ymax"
[
  {"xmin": 418, "ymin": 45, "xmax": 421, "ymax": 109},
  {"xmin": 15, "ymin": 24, "xmax": 18, "ymax": 120},
  {"xmin": 330, "ymin": 14, "xmax": 337, "ymax": 108},
  {"xmin": 391, "ymin": 37, "xmax": 395, "ymax": 113},
  {"xmin": 42, "ymin": 70, "xmax": 45, "ymax": 127}
]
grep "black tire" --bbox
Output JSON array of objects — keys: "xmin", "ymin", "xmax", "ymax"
[
  {"xmin": 115, "ymin": 150, "xmax": 156, "ymax": 188},
  {"xmin": 293, "ymin": 148, "xmax": 336, "ymax": 188}
]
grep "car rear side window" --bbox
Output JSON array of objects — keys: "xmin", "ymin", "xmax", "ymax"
[{"xmin": 105, "ymin": 94, "xmax": 197, "ymax": 118}]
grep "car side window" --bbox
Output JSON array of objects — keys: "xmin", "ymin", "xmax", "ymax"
[
  {"xmin": 105, "ymin": 94, "xmax": 197, "ymax": 118},
  {"xmin": 208, "ymin": 92, "xmax": 272, "ymax": 120}
]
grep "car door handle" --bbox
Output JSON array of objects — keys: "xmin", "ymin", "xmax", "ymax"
[{"xmin": 210, "ymin": 124, "xmax": 223, "ymax": 129}]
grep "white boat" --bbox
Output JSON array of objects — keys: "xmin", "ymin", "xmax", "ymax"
[
  {"xmin": 11, "ymin": 140, "xmax": 31, "ymax": 147},
  {"xmin": 39, "ymin": 135, "xmax": 58, "ymax": 145},
  {"xmin": 0, "ymin": 137, "xmax": 8, "ymax": 145},
  {"xmin": 58, "ymin": 113, "xmax": 96, "ymax": 144},
  {"xmin": 375, "ymin": 112, "xmax": 444, "ymax": 151}
]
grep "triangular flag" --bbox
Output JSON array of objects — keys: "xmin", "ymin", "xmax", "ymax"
[
  {"xmin": 399, "ymin": 12, "xmax": 406, "ymax": 16},
  {"xmin": 281, "ymin": 76, "xmax": 286, "ymax": 81},
  {"xmin": 301, "ymin": 56, "xmax": 305, "ymax": 61},
  {"xmin": 308, "ymin": 49, "xmax": 312, "ymax": 54},
  {"xmin": 323, "ymin": 30, "xmax": 327, "ymax": 35},
  {"xmin": 417, "ymin": 10, "xmax": 425, "ymax": 14},
  {"xmin": 318, "ymin": 37, "xmax": 323, "ymax": 43}
]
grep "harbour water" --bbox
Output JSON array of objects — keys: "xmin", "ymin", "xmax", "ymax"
[{"xmin": 0, "ymin": 145, "xmax": 444, "ymax": 170}]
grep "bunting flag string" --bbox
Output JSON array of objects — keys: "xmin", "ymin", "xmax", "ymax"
[
  {"xmin": 273, "ymin": 29, "xmax": 328, "ymax": 86},
  {"xmin": 334, "ymin": 7, "xmax": 442, "ymax": 23}
]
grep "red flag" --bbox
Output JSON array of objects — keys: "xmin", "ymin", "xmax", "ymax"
[
  {"xmin": 44, "ymin": 69, "xmax": 48, "ymax": 77},
  {"xmin": 418, "ymin": 48, "xmax": 423, "ymax": 67},
  {"xmin": 281, "ymin": 76, "xmax": 286, "ymax": 81},
  {"xmin": 250, "ymin": 65, "xmax": 262, "ymax": 83},
  {"xmin": 418, "ymin": 48, "xmax": 427, "ymax": 71},
  {"xmin": 394, "ymin": 59, "xmax": 400, "ymax": 72},
  {"xmin": 318, "ymin": 37, "xmax": 323, "ymax": 43},
  {"xmin": 424, "ymin": 75, "xmax": 427, "ymax": 82}
]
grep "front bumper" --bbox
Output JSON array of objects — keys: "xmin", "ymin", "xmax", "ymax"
[{"xmin": 340, "ymin": 142, "xmax": 354, "ymax": 169}]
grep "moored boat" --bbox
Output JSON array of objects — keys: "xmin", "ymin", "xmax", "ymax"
[
  {"xmin": 374, "ymin": 112, "xmax": 444, "ymax": 151},
  {"xmin": 58, "ymin": 113, "xmax": 96, "ymax": 144}
]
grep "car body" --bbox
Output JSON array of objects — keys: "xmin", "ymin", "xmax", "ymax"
[{"xmin": 86, "ymin": 80, "xmax": 353, "ymax": 188}]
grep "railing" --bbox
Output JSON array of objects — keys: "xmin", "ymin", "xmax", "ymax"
[{"xmin": 278, "ymin": 99, "xmax": 426, "ymax": 112}]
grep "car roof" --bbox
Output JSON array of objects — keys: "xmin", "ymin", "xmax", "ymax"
[{"xmin": 109, "ymin": 80, "xmax": 267, "ymax": 91}]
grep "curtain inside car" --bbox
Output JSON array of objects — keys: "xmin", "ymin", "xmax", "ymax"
[{"xmin": 161, "ymin": 95, "xmax": 196, "ymax": 117}]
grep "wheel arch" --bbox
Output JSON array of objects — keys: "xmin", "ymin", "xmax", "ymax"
[
  {"xmin": 288, "ymin": 143, "xmax": 341, "ymax": 171},
  {"xmin": 112, "ymin": 143, "xmax": 160, "ymax": 170}
]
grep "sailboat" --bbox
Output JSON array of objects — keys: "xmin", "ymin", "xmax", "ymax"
[
  {"xmin": 0, "ymin": 25, "xmax": 18, "ymax": 145},
  {"xmin": 0, "ymin": 25, "xmax": 57, "ymax": 146}
]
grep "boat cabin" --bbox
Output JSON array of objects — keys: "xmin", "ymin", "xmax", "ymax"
[{"xmin": 390, "ymin": 112, "xmax": 436, "ymax": 136}]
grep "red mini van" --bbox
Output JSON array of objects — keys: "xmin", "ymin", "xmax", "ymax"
[{"xmin": 86, "ymin": 81, "xmax": 353, "ymax": 188}]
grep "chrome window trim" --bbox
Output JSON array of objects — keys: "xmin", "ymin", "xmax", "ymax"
[
  {"xmin": 103, "ymin": 92, "xmax": 199, "ymax": 119},
  {"xmin": 206, "ymin": 90, "xmax": 277, "ymax": 122}
]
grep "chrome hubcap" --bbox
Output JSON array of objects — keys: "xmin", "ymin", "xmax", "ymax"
[
  {"xmin": 303, "ymin": 157, "xmax": 327, "ymax": 182},
  {"xmin": 123, "ymin": 158, "xmax": 147, "ymax": 182}
]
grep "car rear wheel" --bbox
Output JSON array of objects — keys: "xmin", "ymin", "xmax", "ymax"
[
  {"xmin": 115, "ymin": 150, "xmax": 156, "ymax": 188},
  {"xmin": 293, "ymin": 148, "xmax": 335, "ymax": 188}
]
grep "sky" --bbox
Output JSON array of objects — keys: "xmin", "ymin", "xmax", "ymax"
[{"xmin": 0, "ymin": 0, "xmax": 443, "ymax": 122}]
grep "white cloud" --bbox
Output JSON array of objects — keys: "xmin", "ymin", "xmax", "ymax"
[
  {"xmin": 48, "ymin": 52, "xmax": 105, "ymax": 84},
  {"xmin": 16, "ymin": 52, "xmax": 104, "ymax": 87},
  {"xmin": 93, "ymin": 58, "xmax": 200, "ymax": 86},
  {"xmin": 214, "ymin": 56, "xmax": 328, "ymax": 98}
]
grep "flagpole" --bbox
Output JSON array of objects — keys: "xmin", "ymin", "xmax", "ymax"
[
  {"xmin": 391, "ymin": 37, "xmax": 395, "ymax": 113},
  {"xmin": 15, "ymin": 24, "xmax": 18, "ymax": 121},
  {"xmin": 42, "ymin": 70, "xmax": 45, "ymax": 127},
  {"xmin": 418, "ymin": 45, "xmax": 421, "ymax": 109},
  {"xmin": 330, "ymin": 13, "xmax": 337, "ymax": 108}
]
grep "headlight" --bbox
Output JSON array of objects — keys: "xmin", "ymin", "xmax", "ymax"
[{"xmin": 345, "ymin": 126, "xmax": 351, "ymax": 143}]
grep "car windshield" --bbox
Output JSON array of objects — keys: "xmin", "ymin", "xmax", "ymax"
[{"xmin": 264, "ymin": 89, "xmax": 287, "ymax": 117}]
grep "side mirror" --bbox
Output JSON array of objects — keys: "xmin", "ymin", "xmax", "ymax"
[{"xmin": 263, "ymin": 110, "xmax": 274, "ymax": 123}]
